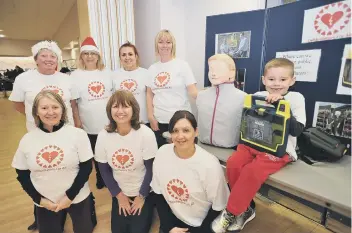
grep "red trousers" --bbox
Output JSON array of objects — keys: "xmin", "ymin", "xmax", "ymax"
[{"xmin": 226, "ymin": 144, "xmax": 291, "ymax": 215}]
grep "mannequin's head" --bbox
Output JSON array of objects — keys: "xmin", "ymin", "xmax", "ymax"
[{"xmin": 208, "ymin": 54, "xmax": 236, "ymax": 86}]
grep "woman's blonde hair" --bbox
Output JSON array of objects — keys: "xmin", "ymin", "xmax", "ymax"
[
  {"xmin": 105, "ymin": 90, "xmax": 141, "ymax": 133},
  {"xmin": 32, "ymin": 90, "xmax": 68, "ymax": 127},
  {"xmin": 154, "ymin": 29, "xmax": 176, "ymax": 59},
  {"xmin": 77, "ymin": 52, "xmax": 105, "ymax": 71}
]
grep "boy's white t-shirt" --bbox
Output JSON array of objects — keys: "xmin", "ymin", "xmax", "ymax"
[
  {"xmin": 9, "ymin": 70, "xmax": 79, "ymax": 132},
  {"xmin": 71, "ymin": 69, "xmax": 114, "ymax": 134},
  {"xmin": 147, "ymin": 58, "xmax": 196, "ymax": 124},
  {"xmin": 11, "ymin": 125, "xmax": 93, "ymax": 204},
  {"xmin": 94, "ymin": 125, "xmax": 158, "ymax": 197},
  {"xmin": 113, "ymin": 67, "xmax": 150, "ymax": 123},
  {"xmin": 151, "ymin": 144, "xmax": 230, "ymax": 227},
  {"xmin": 254, "ymin": 91, "xmax": 306, "ymax": 160}
]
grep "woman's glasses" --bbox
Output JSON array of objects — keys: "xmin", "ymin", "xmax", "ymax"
[{"xmin": 83, "ymin": 52, "xmax": 98, "ymax": 57}]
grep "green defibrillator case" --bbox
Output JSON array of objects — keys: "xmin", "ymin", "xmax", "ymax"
[{"xmin": 240, "ymin": 95, "xmax": 291, "ymax": 157}]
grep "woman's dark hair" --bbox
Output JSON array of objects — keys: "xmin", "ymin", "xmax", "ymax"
[
  {"xmin": 168, "ymin": 110, "xmax": 198, "ymax": 143},
  {"xmin": 119, "ymin": 41, "xmax": 140, "ymax": 67},
  {"xmin": 105, "ymin": 90, "xmax": 140, "ymax": 133}
]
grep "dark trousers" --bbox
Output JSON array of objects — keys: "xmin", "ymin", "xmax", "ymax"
[
  {"xmin": 33, "ymin": 205, "xmax": 67, "ymax": 229},
  {"xmin": 111, "ymin": 196, "xmax": 153, "ymax": 233},
  {"xmin": 159, "ymin": 209, "xmax": 217, "ymax": 233},
  {"xmin": 36, "ymin": 196, "xmax": 93, "ymax": 233},
  {"xmin": 146, "ymin": 123, "xmax": 169, "ymax": 148},
  {"xmin": 87, "ymin": 134, "xmax": 104, "ymax": 184}
]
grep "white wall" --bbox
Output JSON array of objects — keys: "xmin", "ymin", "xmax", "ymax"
[
  {"xmin": 134, "ymin": 0, "xmax": 265, "ymax": 86},
  {"xmin": 53, "ymin": 3, "xmax": 80, "ymax": 48},
  {"xmin": 134, "ymin": 0, "xmax": 161, "ymax": 68},
  {"xmin": 159, "ymin": 0, "xmax": 187, "ymax": 61},
  {"xmin": 0, "ymin": 38, "xmax": 39, "ymax": 56}
]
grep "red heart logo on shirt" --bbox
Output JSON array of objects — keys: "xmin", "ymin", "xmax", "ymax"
[
  {"xmin": 171, "ymin": 186, "xmax": 184, "ymax": 196},
  {"xmin": 321, "ymin": 11, "xmax": 344, "ymax": 28},
  {"xmin": 123, "ymin": 82, "xmax": 135, "ymax": 90},
  {"xmin": 157, "ymin": 75, "xmax": 167, "ymax": 84},
  {"xmin": 91, "ymin": 85, "xmax": 102, "ymax": 94},
  {"xmin": 117, "ymin": 155, "xmax": 130, "ymax": 165},
  {"xmin": 42, "ymin": 151, "xmax": 59, "ymax": 163}
]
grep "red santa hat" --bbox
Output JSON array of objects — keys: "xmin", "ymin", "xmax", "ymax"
[{"xmin": 80, "ymin": 37, "xmax": 100, "ymax": 54}]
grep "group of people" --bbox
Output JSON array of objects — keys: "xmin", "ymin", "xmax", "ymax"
[{"xmin": 10, "ymin": 28, "xmax": 306, "ymax": 233}]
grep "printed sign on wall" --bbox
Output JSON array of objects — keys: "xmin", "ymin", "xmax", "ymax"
[
  {"xmin": 336, "ymin": 44, "xmax": 351, "ymax": 95},
  {"xmin": 302, "ymin": 1, "xmax": 351, "ymax": 43},
  {"xmin": 276, "ymin": 49, "xmax": 321, "ymax": 82}
]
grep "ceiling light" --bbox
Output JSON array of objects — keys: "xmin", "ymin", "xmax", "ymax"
[
  {"xmin": 0, "ymin": 34, "xmax": 6, "ymax": 38},
  {"xmin": 0, "ymin": 29, "xmax": 3, "ymax": 32}
]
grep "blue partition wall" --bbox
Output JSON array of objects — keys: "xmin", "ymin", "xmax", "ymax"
[
  {"xmin": 204, "ymin": 10, "xmax": 266, "ymax": 94},
  {"xmin": 264, "ymin": 0, "xmax": 351, "ymax": 127},
  {"xmin": 205, "ymin": 0, "xmax": 351, "ymax": 128}
]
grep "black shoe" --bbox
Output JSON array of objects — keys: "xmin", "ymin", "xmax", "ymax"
[
  {"xmin": 96, "ymin": 180, "xmax": 106, "ymax": 189},
  {"xmin": 27, "ymin": 221, "xmax": 37, "ymax": 231},
  {"xmin": 96, "ymin": 175, "xmax": 106, "ymax": 189}
]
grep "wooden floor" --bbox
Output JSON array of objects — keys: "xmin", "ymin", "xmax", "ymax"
[{"xmin": 0, "ymin": 98, "xmax": 332, "ymax": 233}]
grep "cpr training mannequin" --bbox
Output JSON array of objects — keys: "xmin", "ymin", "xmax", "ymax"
[{"xmin": 196, "ymin": 54, "xmax": 246, "ymax": 148}]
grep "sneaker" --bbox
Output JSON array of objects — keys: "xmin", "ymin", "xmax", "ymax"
[
  {"xmin": 211, "ymin": 209, "xmax": 235, "ymax": 233},
  {"xmin": 227, "ymin": 207, "xmax": 255, "ymax": 232}
]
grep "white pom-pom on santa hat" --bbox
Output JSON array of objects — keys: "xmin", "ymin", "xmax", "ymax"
[
  {"xmin": 31, "ymin": 40, "xmax": 62, "ymax": 58},
  {"xmin": 80, "ymin": 37, "xmax": 100, "ymax": 54}
]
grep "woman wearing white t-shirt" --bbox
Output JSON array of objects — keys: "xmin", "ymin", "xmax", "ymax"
[
  {"xmin": 147, "ymin": 29, "xmax": 198, "ymax": 148},
  {"xmin": 113, "ymin": 42, "xmax": 149, "ymax": 124},
  {"xmin": 8, "ymin": 40, "xmax": 80, "ymax": 231},
  {"xmin": 12, "ymin": 91, "xmax": 94, "ymax": 233},
  {"xmin": 95, "ymin": 90, "xmax": 158, "ymax": 233},
  {"xmin": 71, "ymin": 37, "xmax": 113, "ymax": 189},
  {"xmin": 9, "ymin": 40, "xmax": 80, "ymax": 132},
  {"xmin": 151, "ymin": 110, "xmax": 230, "ymax": 233}
]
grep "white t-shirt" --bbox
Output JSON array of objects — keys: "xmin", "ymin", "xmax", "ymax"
[
  {"xmin": 151, "ymin": 144, "xmax": 230, "ymax": 227},
  {"xmin": 147, "ymin": 58, "xmax": 196, "ymax": 123},
  {"xmin": 113, "ymin": 67, "xmax": 150, "ymax": 123},
  {"xmin": 94, "ymin": 125, "xmax": 158, "ymax": 197},
  {"xmin": 254, "ymin": 91, "xmax": 306, "ymax": 160},
  {"xmin": 71, "ymin": 69, "xmax": 114, "ymax": 134},
  {"xmin": 11, "ymin": 125, "xmax": 93, "ymax": 204},
  {"xmin": 9, "ymin": 70, "xmax": 79, "ymax": 132}
]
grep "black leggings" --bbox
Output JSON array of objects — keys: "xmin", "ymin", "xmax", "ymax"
[
  {"xmin": 145, "ymin": 123, "xmax": 169, "ymax": 148},
  {"xmin": 87, "ymin": 134, "xmax": 104, "ymax": 183},
  {"xmin": 151, "ymin": 192, "xmax": 219, "ymax": 233},
  {"xmin": 36, "ymin": 196, "xmax": 93, "ymax": 233},
  {"xmin": 111, "ymin": 196, "xmax": 154, "ymax": 233}
]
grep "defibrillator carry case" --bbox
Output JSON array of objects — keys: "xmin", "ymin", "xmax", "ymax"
[
  {"xmin": 297, "ymin": 128, "xmax": 347, "ymax": 165},
  {"xmin": 240, "ymin": 95, "xmax": 291, "ymax": 158}
]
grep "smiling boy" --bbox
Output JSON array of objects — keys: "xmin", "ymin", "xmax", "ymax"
[{"xmin": 212, "ymin": 58, "xmax": 306, "ymax": 233}]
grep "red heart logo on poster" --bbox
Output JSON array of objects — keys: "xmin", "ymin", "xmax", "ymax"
[
  {"xmin": 157, "ymin": 75, "xmax": 167, "ymax": 84},
  {"xmin": 123, "ymin": 82, "xmax": 135, "ymax": 90},
  {"xmin": 321, "ymin": 11, "xmax": 344, "ymax": 28},
  {"xmin": 171, "ymin": 185, "xmax": 184, "ymax": 196},
  {"xmin": 91, "ymin": 85, "xmax": 102, "ymax": 94},
  {"xmin": 42, "ymin": 151, "xmax": 59, "ymax": 163},
  {"xmin": 117, "ymin": 155, "xmax": 130, "ymax": 165}
]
